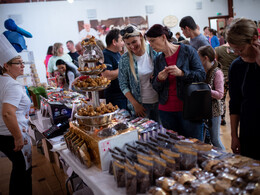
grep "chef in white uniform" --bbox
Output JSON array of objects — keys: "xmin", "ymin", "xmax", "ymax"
[{"xmin": 0, "ymin": 34, "xmax": 32, "ymax": 195}]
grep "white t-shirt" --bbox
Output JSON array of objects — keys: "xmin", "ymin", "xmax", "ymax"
[
  {"xmin": 47, "ymin": 54, "xmax": 73, "ymax": 73},
  {"xmin": 0, "ymin": 74, "xmax": 31, "ymax": 136},
  {"xmin": 79, "ymin": 28, "xmax": 99, "ymax": 40},
  {"xmin": 135, "ymin": 52, "xmax": 158, "ymax": 104},
  {"xmin": 67, "ymin": 71, "xmax": 75, "ymax": 90}
]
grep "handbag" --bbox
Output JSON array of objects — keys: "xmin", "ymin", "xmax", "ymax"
[{"xmin": 183, "ymin": 82, "xmax": 212, "ymax": 121}]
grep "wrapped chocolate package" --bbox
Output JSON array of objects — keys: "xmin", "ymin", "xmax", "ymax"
[
  {"xmin": 175, "ymin": 144, "xmax": 197, "ymax": 170},
  {"xmin": 125, "ymin": 164, "xmax": 137, "ymax": 195},
  {"xmin": 78, "ymin": 143, "xmax": 92, "ymax": 168},
  {"xmin": 64, "ymin": 131, "xmax": 73, "ymax": 148},
  {"xmin": 71, "ymin": 136, "xmax": 82, "ymax": 154},
  {"xmin": 134, "ymin": 163, "xmax": 150, "ymax": 193},
  {"xmin": 113, "ymin": 159, "xmax": 125, "ymax": 187},
  {"xmin": 160, "ymin": 153, "xmax": 176, "ymax": 177},
  {"xmin": 74, "ymin": 140, "xmax": 85, "ymax": 161},
  {"xmin": 113, "ymin": 122, "xmax": 129, "ymax": 131},
  {"xmin": 137, "ymin": 151, "xmax": 153, "ymax": 162},
  {"xmin": 111, "ymin": 154, "xmax": 125, "ymax": 181},
  {"xmin": 108, "ymin": 149, "xmax": 119, "ymax": 175},
  {"xmin": 138, "ymin": 157, "xmax": 153, "ymax": 185},
  {"xmin": 126, "ymin": 146, "xmax": 138, "ymax": 162},
  {"xmin": 97, "ymin": 127, "xmax": 117, "ymax": 138},
  {"xmin": 153, "ymin": 155, "xmax": 166, "ymax": 182},
  {"xmin": 162, "ymin": 149, "xmax": 181, "ymax": 170}
]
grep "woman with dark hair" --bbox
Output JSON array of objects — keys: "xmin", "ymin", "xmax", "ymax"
[
  {"xmin": 44, "ymin": 45, "xmax": 53, "ymax": 78},
  {"xmin": 145, "ymin": 24, "xmax": 206, "ymax": 141},
  {"xmin": 198, "ymin": 45, "xmax": 225, "ymax": 150},
  {"xmin": 209, "ymin": 28, "xmax": 220, "ymax": 49},
  {"xmin": 226, "ymin": 18, "xmax": 260, "ymax": 160},
  {"xmin": 56, "ymin": 59, "xmax": 80, "ymax": 90}
]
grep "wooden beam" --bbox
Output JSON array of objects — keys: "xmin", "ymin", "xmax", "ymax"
[{"xmin": 228, "ymin": 0, "xmax": 234, "ymax": 17}]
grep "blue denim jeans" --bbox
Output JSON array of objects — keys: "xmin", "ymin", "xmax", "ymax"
[
  {"xmin": 209, "ymin": 116, "xmax": 225, "ymax": 150},
  {"xmin": 142, "ymin": 102, "xmax": 160, "ymax": 123},
  {"xmin": 159, "ymin": 110, "xmax": 203, "ymax": 141}
]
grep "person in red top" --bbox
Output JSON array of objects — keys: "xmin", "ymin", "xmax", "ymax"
[
  {"xmin": 44, "ymin": 45, "xmax": 53, "ymax": 78},
  {"xmin": 145, "ymin": 24, "xmax": 206, "ymax": 141}
]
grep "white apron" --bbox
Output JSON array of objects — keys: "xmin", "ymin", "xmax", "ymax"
[{"xmin": 17, "ymin": 86, "xmax": 32, "ymax": 170}]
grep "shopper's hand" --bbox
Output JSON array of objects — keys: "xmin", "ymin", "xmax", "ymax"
[
  {"xmin": 165, "ymin": 65, "xmax": 184, "ymax": 77},
  {"xmin": 231, "ymin": 136, "xmax": 240, "ymax": 154},
  {"xmin": 71, "ymin": 77, "xmax": 80, "ymax": 86},
  {"xmin": 157, "ymin": 69, "xmax": 168, "ymax": 81},
  {"xmin": 133, "ymin": 102, "xmax": 146, "ymax": 117},
  {"xmin": 252, "ymin": 39, "xmax": 260, "ymax": 66},
  {"xmin": 14, "ymin": 136, "xmax": 24, "ymax": 152}
]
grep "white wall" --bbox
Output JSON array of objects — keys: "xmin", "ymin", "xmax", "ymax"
[
  {"xmin": 0, "ymin": 0, "xmax": 256, "ymax": 83},
  {"xmin": 233, "ymin": 0, "xmax": 260, "ymax": 20}
]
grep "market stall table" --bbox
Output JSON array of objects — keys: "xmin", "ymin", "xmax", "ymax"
[{"xmin": 58, "ymin": 148, "xmax": 126, "ymax": 195}]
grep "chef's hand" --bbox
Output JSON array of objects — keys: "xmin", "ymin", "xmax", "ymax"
[
  {"xmin": 165, "ymin": 65, "xmax": 184, "ymax": 77},
  {"xmin": 157, "ymin": 68, "xmax": 168, "ymax": 81},
  {"xmin": 14, "ymin": 136, "xmax": 24, "ymax": 152}
]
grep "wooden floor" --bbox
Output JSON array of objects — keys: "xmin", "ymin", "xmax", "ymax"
[
  {"xmin": 0, "ymin": 146, "xmax": 67, "ymax": 195},
  {"xmin": 0, "ymin": 97, "xmax": 232, "ymax": 195}
]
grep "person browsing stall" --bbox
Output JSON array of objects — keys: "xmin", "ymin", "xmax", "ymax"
[
  {"xmin": 66, "ymin": 40, "xmax": 80, "ymax": 67},
  {"xmin": 56, "ymin": 59, "xmax": 80, "ymax": 91},
  {"xmin": 47, "ymin": 42, "xmax": 73, "ymax": 76},
  {"xmin": 145, "ymin": 24, "xmax": 206, "ymax": 141},
  {"xmin": 0, "ymin": 34, "xmax": 32, "ymax": 195},
  {"xmin": 179, "ymin": 16, "xmax": 210, "ymax": 50},
  {"xmin": 44, "ymin": 45, "xmax": 53, "ymax": 78},
  {"xmin": 118, "ymin": 25, "xmax": 159, "ymax": 121},
  {"xmin": 215, "ymin": 41, "xmax": 238, "ymax": 126},
  {"xmin": 226, "ymin": 18, "xmax": 260, "ymax": 160},
  {"xmin": 101, "ymin": 29, "xmax": 127, "ymax": 109},
  {"xmin": 198, "ymin": 45, "xmax": 225, "ymax": 150},
  {"xmin": 209, "ymin": 29, "xmax": 220, "ymax": 49}
]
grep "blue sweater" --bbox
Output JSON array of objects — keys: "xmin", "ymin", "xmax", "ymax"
[{"xmin": 210, "ymin": 35, "xmax": 220, "ymax": 49}]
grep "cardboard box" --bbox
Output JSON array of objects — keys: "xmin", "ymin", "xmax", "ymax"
[{"xmin": 47, "ymin": 101, "xmax": 72, "ymax": 124}]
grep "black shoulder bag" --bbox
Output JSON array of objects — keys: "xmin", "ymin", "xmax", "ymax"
[{"xmin": 183, "ymin": 82, "xmax": 212, "ymax": 121}]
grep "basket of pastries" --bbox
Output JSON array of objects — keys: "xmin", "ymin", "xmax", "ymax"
[
  {"xmin": 78, "ymin": 64, "xmax": 107, "ymax": 75},
  {"xmin": 75, "ymin": 103, "xmax": 119, "ymax": 126},
  {"xmin": 73, "ymin": 75, "xmax": 111, "ymax": 91}
]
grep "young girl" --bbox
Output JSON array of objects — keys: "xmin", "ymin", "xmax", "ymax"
[{"xmin": 198, "ymin": 45, "xmax": 225, "ymax": 150}]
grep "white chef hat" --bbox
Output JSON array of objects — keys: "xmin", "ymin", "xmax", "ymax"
[{"xmin": 0, "ymin": 33, "xmax": 19, "ymax": 67}]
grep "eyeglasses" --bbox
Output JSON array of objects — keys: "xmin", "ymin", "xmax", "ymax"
[
  {"xmin": 11, "ymin": 62, "xmax": 25, "ymax": 66},
  {"xmin": 227, "ymin": 46, "xmax": 246, "ymax": 55},
  {"xmin": 120, "ymin": 26, "xmax": 135, "ymax": 37}
]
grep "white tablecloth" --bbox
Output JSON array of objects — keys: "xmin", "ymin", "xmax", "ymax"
[{"xmin": 58, "ymin": 149, "xmax": 126, "ymax": 195}]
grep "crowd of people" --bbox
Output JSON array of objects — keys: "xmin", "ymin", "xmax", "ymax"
[
  {"xmin": 0, "ymin": 14, "xmax": 259, "ymax": 194},
  {"xmin": 42, "ymin": 16, "xmax": 260, "ymax": 161}
]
